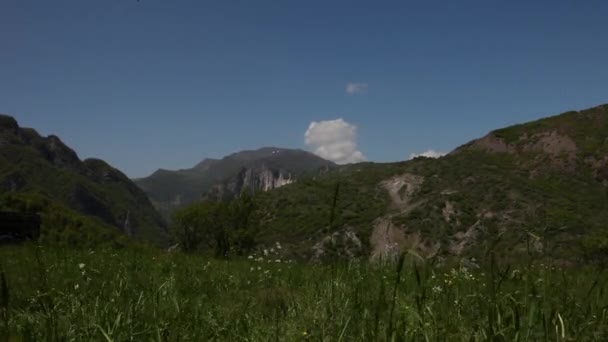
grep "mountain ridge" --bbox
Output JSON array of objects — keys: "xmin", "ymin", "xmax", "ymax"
[
  {"xmin": 0, "ymin": 113, "xmax": 167, "ymax": 244},
  {"xmin": 244, "ymin": 103, "xmax": 608, "ymax": 264},
  {"xmin": 135, "ymin": 146, "xmax": 336, "ymax": 215}
]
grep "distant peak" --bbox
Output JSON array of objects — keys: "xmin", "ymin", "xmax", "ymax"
[
  {"xmin": 0, "ymin": 114, "xmax": 19, "ymax": 131},
  {"xmin": 193, "ymin": 158, "xmax": 219, "ymax": 170}
]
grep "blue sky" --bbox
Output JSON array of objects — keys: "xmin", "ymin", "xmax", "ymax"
[{"xmin": 1, "ymin": 0, "xmax": 607, "ymax": 178}]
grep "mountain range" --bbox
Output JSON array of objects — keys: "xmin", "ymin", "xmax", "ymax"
[
  {"xmin": 0, "ymin": 114, "xmax": 166, "ymax": 244},
  {"xmin": 247, "ymin": 104, "xmax": 608, "ymax": 263},
  {"xmin": 2, "ymin": 104, "xmax": 608, "ymax": 264},
  {"xmin": 134, "ymin": 147, "xmax": 335, "ymax": 217}
]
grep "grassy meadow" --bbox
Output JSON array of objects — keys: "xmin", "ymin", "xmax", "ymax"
[{"xmin": 1, "ymin": 245, "xmax": 607, "ymax": 341}]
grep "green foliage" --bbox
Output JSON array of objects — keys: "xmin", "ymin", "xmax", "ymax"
[
  {"xmin": 172, "ymin": 200, "xmax": 229, "ymax": 254},
  {"xmin": 0, "ymin": 192, "xmax": 130, "ymax": 248},
  {"xmin": 1, "ymin": 247, "xmax": 608, "ymax": 340},
  {"xmin": 171, "ymin": 190, "xmax": 260, "ymax": 256},
  {"xmin": 252, "ymin": 163, "xmax": 400, "ymax": 257},
  {"xmin": 0, "ymin": 126, "xmax": 166, "ymax": 244}
]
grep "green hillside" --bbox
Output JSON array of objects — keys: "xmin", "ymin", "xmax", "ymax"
[
  {"xmin": 244, "ymin": 104, "xmax": 608, "ymax": 264},
  {"xmin": 0, "ymin": 114, "xmax": 167, "ymax": 244}
]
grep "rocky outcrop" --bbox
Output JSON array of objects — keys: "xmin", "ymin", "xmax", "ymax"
[
  {"xmin": 311, "ymin": 227, "xmax": 363, "ymax": 262},
  {"xmin": 137, "ymin": 147, "xmax": 336, "ymax": 209},
  {"xmin": 207, "ymin": 164, "xmax": 295, "ymax": 199},
  {"xmin": 370, "ymin": 173, "xmax": 429, "ymax": 262}
]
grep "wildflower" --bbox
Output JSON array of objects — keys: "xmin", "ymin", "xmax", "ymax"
[
  {"xmin": 275, "ymin": 259, "xmax": 281, "ymax": 263},
  {"xmin": 250, "ymin": 267, "xmax": 255, "ymax": 272},
  {"xmin": 511, "ymin": 269, "xmax": 521, "ymax": 278},
  {"xmin": 248, "ymin": 255, "xmax": 254, "ymax": 259},
  {"xmin": 79, "ymin": 263, "xmax": 86, "ymax": 269},
  {"xmin": 263, "ymin": 249, "xmax": 269, "ymax": 256},
  {"xmin": 74, "ymin": 284, "xmax": 79, "ymax": 290},
  {"xmin": 432, "ymin": 286, "xmax": 442, "ymax": 294}
]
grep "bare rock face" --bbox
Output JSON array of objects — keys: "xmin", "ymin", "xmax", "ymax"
[
  {"xmin": 137, "ymin": 147, "xmax": 335, "ymax": 212},
  {"xmin": 460, "ymin": 133, "xmax": 516, "ymax": 154},
  {"xmin": 238, "ymin": 165, "xmax": 295, "ymax": 192},
  {"xmin": 206, "ymin": 165, "xmax": 296, "ymax": 200}
]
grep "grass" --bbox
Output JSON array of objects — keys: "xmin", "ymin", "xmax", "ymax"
[{"xmin": 1, "ymin": 245, "xmax": 607, "ymax": 341}]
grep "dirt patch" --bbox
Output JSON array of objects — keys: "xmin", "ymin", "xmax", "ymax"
[
  {"xmin": 370, "ymin": 173, "xmax": 426, "ymax": 262},
  {"xmin": 448, "ymin": 221, "xmax": 480, "ymax": 255},
  {"xmin": 584, "ymin": 155, "xmax": 608, "ymax": 185},
  {"xmin": 442, "ymin": 201, "xmax": 456, "ymax": 222},
  {"xmin": 452, "ymin": 133, "xmax": 515, "ymax": 154},
  {"xmin": 369, "ymin": 218, "xmax": 405, "ymax": 262},
  {"xmin": 379, "ymin": 173, "xmax": 424, "ymax": 212},
  {"xmin": 522, "ymin": 130, "xmax": 577, "ymax": 159}
]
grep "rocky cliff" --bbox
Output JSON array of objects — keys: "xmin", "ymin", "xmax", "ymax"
[
  {"xmin": 204, "ymin": 163, "xmax": 296, "ymax": 200},
  {"xmin": 135, "ymin": 147, "xmax": 335, "ymax": 215}
]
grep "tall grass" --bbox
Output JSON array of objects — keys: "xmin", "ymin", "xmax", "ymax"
[{"xmin": 0, "ymin": 244, "xmax": 607, "ymax": 341}]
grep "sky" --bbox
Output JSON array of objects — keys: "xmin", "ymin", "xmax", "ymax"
[{"xmin": 1, "ymin": 0, "xmax": 607, "ymax": 178}]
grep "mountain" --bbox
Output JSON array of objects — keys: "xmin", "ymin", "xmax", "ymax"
[
  {"xmin": 134, "ymin": 147, "xmax": 336, "ymax": 216},
  {"xmin": 0, "ymin": 114, "xmax": 167, "ymax": 244},
  {"xmin": 249, "ymin": 104, "xmax": 608, "ymax": 264}
]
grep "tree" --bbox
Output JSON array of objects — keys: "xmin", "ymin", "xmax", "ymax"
[
  {"xmin": 171, "ymin": 200, "xmax": 229, "ymax": 253},
  {"xmin": 229, "ymin": 189, "xmax": 259, "ymax": 255},
  {"xmin": 171, "ymin": 191, "xmax": 260, "ymax": 256}
]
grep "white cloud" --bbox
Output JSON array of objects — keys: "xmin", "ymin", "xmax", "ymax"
[
  {"xmin": 345, "ymin": 82, "xmax": 368, "ymax": 95},
  {"xmin": 305, "ymin": 118, "xmax": 367, "ymax": 164},
  {"xmin": 409, "ymin": 149, "xmax": 446, "ymax": 160}
]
